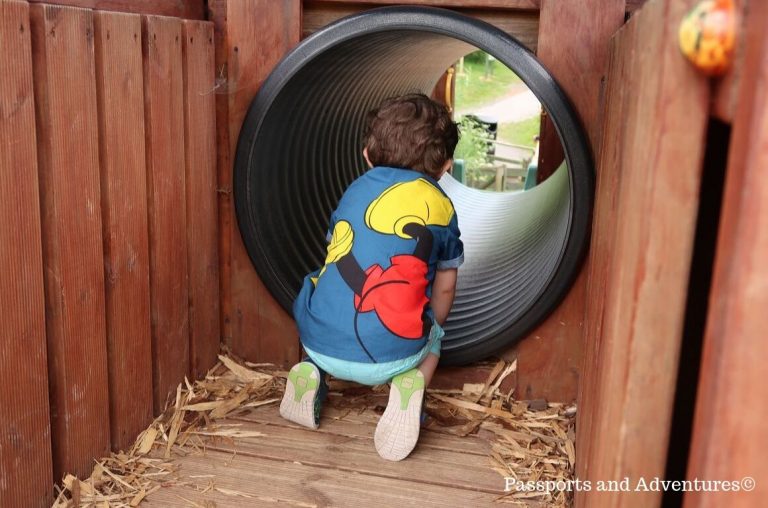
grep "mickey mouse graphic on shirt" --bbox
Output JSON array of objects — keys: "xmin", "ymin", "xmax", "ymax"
[{"xmin": 311, "ymin": 178, "xmax": 455, "ymax": 361}]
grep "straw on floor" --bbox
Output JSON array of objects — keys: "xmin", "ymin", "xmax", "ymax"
[{"xmin": 52, "ymin": 353, "xmax": 576, "ymax": 507}]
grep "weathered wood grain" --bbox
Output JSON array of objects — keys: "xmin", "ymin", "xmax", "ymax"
[
  {"xmin": 302, "ymin": 1, "xmax": 540, "ymax": 51},
  {"xmin": 684, "ymin": 0, "xmax": 768, "ymax": 505},
  {"xmin": 0, "ymin": 2, "xmax": 53, "ymax": 506},
  {"xmin": 710, "ymin": 0, "xmax": 748, "ymax": 123},
  {"xmin": 509, "ymin": 0, "xmax": 626, "ymax": 402},
  {"xmin": 142, "ymin": 14, "xmax": 190, "ymax": 413},
  {"xmin": 211, "ymin": 0, "xmax": 302, "ymax": 366},
  {"xmin": 310, "ymin": 0, "xmax": 540, "ymax": 9},
  {"xmin": 28, "ymin": 0, "xmax": 205, "ymax": 19},
  {"xmin": 30, "ymin": 2, "xmax": 111, "ymax": 480},
  {"xmin": 143, "ymin": 405, "xmax": 504, "ymax": 507},
  {"xmin": 93, "ymin": 9, "xmax": 153, "ymax": 452},
  {"xmin": 238, "ymin": 404, "xmax": 491, "ymax": 455},
  {"xmin": 182, "ymin": 20, "xmax": 221, "ymax": 379},
  {"xmin": 574, "ymin": 12, "xmax": 638, "ymax": 505},
  {"xmin": 308, "ymin": 0, "xmax": 647, "ymax": 12},
  {"xmin": 201, "ymin": 420, "xmax": 504, "ymax": 493},
  {"xmin": 144, "ymin": 449, "xmax": 502, "ymax": 507},
  {"xmin": 575, "ymin": 1, "xmax": 710, "ymax": 506}
]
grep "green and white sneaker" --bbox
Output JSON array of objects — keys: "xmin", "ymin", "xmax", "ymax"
[
  {"xmin": 374, "ymin": 368, "xmax": 426, "ymax": 461},
  {"xmin": 280, "ymin": 362, "xmax": 323, "ymax": 429}
]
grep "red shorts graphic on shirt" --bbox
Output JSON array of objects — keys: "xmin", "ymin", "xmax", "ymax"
[{"xmin": 354, "ymin": 255, "xmax": 429, "ymax": 339}]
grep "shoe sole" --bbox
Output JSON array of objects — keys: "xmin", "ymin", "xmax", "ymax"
[
  {"xmin": 279, "ymin": 362, "xmax": 320, "ymax": 429},
  {"xmin": 374, "ymin": 369, "xmax": 425, "ymax": 461}
]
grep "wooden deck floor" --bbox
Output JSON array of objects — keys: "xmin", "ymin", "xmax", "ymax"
[{"xmin": 144, "ymin": 396, "xmax": 508, "ymax": 507}]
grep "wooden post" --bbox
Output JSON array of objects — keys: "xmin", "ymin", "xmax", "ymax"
[
  {"xmin": 211, "ymin": 0, "xmax": 301, "ymax": 366},
  {"xmin": 683, "ymin": 1, "xmax": 768, "ymax": 505},
  {"xmin": 142, "ymin": 14, "xmax": 190, "ymax": 413},
  {"xmin": 494, "ymin": 165, "xmax": 505, "ymax": 191},
  {"xmin": 93, "ymin": 10, "xmax": 154, "ymax": 452},
  {"xmin": 182, "ymin": 20, "xmax": 221, "ymax": 379},
  {"xmin": 30, "ymin": 3, "xmax": 111, "ymax": 480},
  {"xmin": 0, "ymin": 2, "xmax": 54, "ymax": 505},
  {"xmin": 573, "ymin": 16, "xmax": 636, "ymax": 499},
  {"xmin": 508, "ymin": 0, "xmax": 625, "ymax": 402},
  {"xmin": 575, "ymin": 1, "xmax": 710, "ymax": 506}
]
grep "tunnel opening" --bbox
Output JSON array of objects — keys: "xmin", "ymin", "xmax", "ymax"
[{"xmin": 234, "ymin": 6, "xmax": 594, "ymax": 365}]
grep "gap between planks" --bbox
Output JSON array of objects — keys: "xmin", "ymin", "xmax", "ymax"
[
  {"xmin": 194, "ymin": 410, "xmax": 502, "ymax": 494},
  {"xmin": 231, "ymin": 405, "xmax": 491, "ymax": 456},
  {"xmin": 145, "ymin": 448, "xmax": 500, "ymax": 507},
  {"xmin": 199, "ymin": 443, "xmax": 503, "ymax": 496}
]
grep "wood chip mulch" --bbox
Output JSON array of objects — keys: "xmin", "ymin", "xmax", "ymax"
[{"xmin": 52, "ymin": 353, "xmax": 576, "ymax": 507}]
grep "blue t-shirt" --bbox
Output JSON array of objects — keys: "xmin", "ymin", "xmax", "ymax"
[{"xmin": 293, "ymin": 167, "xmax": 464, "ymax": 363}]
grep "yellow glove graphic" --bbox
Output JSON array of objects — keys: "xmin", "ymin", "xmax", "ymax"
[
  {"xmin": 312, "ymin": 220, "xmax": 354, "ymax": 285},
  {"xmin": 364, "ymin": 179, "xmax": 454, "ymax": 239}
]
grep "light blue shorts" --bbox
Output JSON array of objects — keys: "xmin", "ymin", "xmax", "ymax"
[{"xmin": 303, "ymin": 323, "xmax": 444, "ymax": 386}]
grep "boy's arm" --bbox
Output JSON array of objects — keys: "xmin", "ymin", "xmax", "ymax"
[{"xmin": 431, "ymin": 268, "xmax": 458, "ymax": 326}]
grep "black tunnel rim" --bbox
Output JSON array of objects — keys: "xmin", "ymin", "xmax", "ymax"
[{"xmin": 234, "ymin": 6, "xmax": 595, "ymax": 365}]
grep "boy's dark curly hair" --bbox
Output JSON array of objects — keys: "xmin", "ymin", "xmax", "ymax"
[{"xmin": 363, "ymin": 93, "xmax": 460, "ymax": 179}]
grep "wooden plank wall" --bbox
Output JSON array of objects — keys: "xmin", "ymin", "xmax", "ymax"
[
  {"xmin": 211, "ymin": 0, "xmax": 302, "ymax": 366},
  {"xmin": 573, "ymin": 13, "xmax": 636, "ymax": 501},
  {"xmin": 0, "ymin": 2, "xmax": 218, "ymax": 505},
  {"xmin": 710, "ymin": 0, "xmax": 749, "ymax": 123},
  {"xmin": 683, "ymin": 1, "xmax": 768, "ymax": 505},
  {"xmin": 507, "ymin": 0, "xmax": 625, "ymax": 401},
  {"xmin": 142, "ymin": 14, "xmax": 190, "ymax": 413},
  {"xmin": 182, "ymin": 20, "xmax": 221, "ymax": 379},
  {"xmin": 27, "ymin": 0, "xmax": 206, "ymax": 19},
  {"xmin": 575, "ymin": 1, "xmax": 711, "ymax": 506},
  {"xmin": 0, "ymin": 2, "xmax": 53, "ymax": 506},
  {"xmin": 316, "ymin": 0, "xmax": 540, "ymax": 8},
  {"xmin": 93, "ymin": 9, "xmax": 154, "ymax": 453},
  {"xmin": 30, "ymin": 3, "xmax": 112, "ymax": 481},
  {"xmin": 314, "ymin": 0, "xmax": 649, "ymax": 10},
  {"xmin": 302, "ymin": 1, "xmax": 540, "ymax": 51}
]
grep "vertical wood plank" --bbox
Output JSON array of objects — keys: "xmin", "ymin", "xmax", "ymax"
[
  {"xmin": 534, "ymin": 111, "xmax": 565, "ymax": 183},
  {"xmin": 93, "ymin": 10, "xmax": 153, "ymax": 451},
  {"xmin": 211, "ymin": 0, "xmax": 301, "ymax": 366},
  {"xmin": 0, "ymin": 2, "xmax": 53, "ymax": 506},
  {"xmin": 182, "ymin": 20, "xmax": 221, "ymax": 379},
  {"xmin": 142, "ymin": 14, "xmax": 189, "ymax": 413},
  {"xmin": 29, "ymin": 3, "xmax": 111, "ymax": 480},
  {"xmin": 209, "ymin": 0, "xmax": 232, "ymax": 364},
  {"xmin": 710, "ymin": 0, "xmax": 748, "ymax": 123},
  {"xmin": 576, "ymin": 1, "xmax": 710, "ymax": 506},
  {"xmin": 684, "ymin": 1, "xmax": 768, "ymax": 505},
  {"xmin": 507, "ymin": 0, "xmax": 625, "ymax": 402},
  {"xmin": 535, "ymin": 0, "xmax": 625, "ymax": 181},
  {"xmin": 574, "ymin": 15, "xmax": 638, "ymax": 506}
]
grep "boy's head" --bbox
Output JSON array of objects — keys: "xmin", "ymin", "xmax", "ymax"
[{"xmin": 363, "ymin": 93, "xmax": 459, "ymax": 180}]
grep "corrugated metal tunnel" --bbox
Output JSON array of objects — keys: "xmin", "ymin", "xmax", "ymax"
[{"xmin": 234, "ymin": 6, "xmax": 594, "ymax": 365}]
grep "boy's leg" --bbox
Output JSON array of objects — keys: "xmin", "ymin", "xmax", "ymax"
[
  {"xmin": 279, "ymin": 358, "xmax": 328, "ymax": 430},
  {"xmin": 417, "ymin": 352, "xmax": 439, "ymax": 387}
]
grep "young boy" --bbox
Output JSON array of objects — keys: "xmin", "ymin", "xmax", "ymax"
[{"xmin": 281, "ymin": 93, "xmax": 463, "ymax": 461}]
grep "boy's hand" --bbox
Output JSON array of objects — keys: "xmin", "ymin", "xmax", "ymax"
[{"xmin": 431, "ymin": 268, "xmax": 458, "ymax": 325}]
